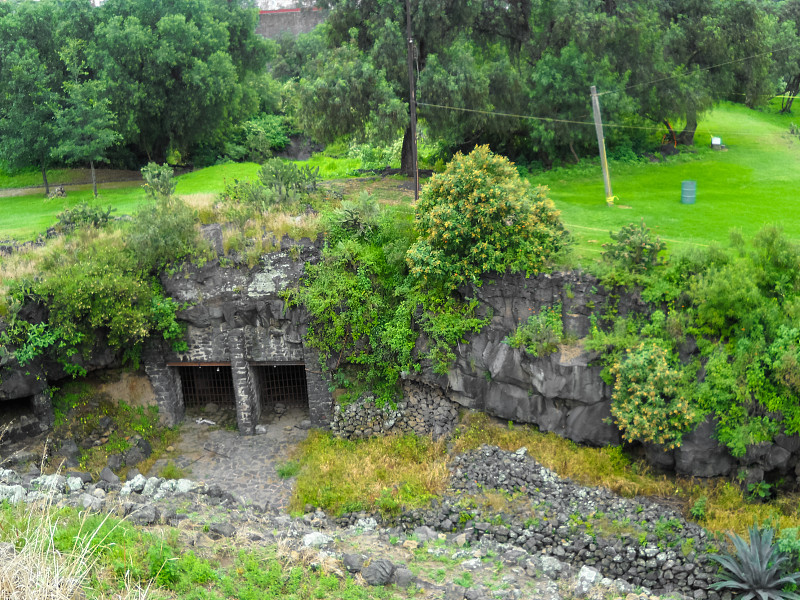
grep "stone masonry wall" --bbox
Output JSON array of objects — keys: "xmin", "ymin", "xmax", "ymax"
[
  {"xmin": 153, "ymin": 236, "xmax": 333, "ymax": 431},
  {"xmin": 331, "ymin": 381, "xmax": 458, "ymax": 440},
  {"xmin": 256, "ymin": 8, "xmax": 328, "ymax": 39}
]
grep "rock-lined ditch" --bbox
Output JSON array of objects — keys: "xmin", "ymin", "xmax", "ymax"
[
  {"xmin": 336, "ymin": 446, "xmax": 723, "ymax": 600},
  {"xmin": 1, "ymin": 443, "xmax": 728, "ymax": 600}
]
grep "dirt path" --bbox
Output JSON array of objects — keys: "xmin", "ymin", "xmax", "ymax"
[{"xmin": 0, "ymin": 179, "xmax": 142, "ymax": 198}]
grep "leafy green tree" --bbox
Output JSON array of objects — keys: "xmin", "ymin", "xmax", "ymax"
[
  {"xmin": 298, "ymin": 0, "xmax": 490, "ymax": 174},
  {"xmin": 92, "ymin": 0, "xmax": 271, "ymax": 162},
  {"xmin": 53, "ymin": 44, "xmax": 121, "ymax": 197},
  {"xmin": 0, "ymin": 46, "xmax": 61, "ymax": 194}
]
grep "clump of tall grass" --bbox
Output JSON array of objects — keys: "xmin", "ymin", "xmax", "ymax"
[
  {"xmin": 0, "ymin": 499, "xmax": 151, "ymax": 600},
  {"xmin": 290, "ymin": 430, "xmax": 449, "ymax": 516}
]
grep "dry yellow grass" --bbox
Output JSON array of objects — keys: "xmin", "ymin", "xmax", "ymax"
[
  {"xmin": 291, "ymin": 412, "xmax": 800, "ymax": 539},
  {"xmin": 179, "ymin": 192, "xmax": 216, "ymax": 213},
  {"xmin": 291, "ymin": 430, "xmax": 450, "ymax": 515}
]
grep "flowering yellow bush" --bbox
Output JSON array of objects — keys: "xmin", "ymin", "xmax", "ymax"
[
  {"xmin": 406, "ymin": 145, "xmax": 567, "ymax": 291},
  {"xmin": 610, "ymin": 341, "xmax": 699, "ymax": 449}
]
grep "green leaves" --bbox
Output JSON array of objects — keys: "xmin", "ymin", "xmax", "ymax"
[
  {"xmin": 504, "ymin": 304, "xmax": 564, "ymax": 357},
  {"xmin": 610, "ymin": 341, "xmax": 699, "ymax": 449},
  {"xmin": 710, "ymin": 524, "xmax": 800, "ymax": 600}
]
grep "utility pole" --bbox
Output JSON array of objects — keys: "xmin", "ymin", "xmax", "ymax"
[
  {"xmin": 590, "ymin": 85, "xmax": 613, "ymax": 206},
  {"xmin": 406, "ymin": 0, "xmax": 419, "ymax": 202}
]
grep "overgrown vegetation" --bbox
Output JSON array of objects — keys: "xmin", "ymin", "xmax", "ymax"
[
  {"xmin": 504, "ymin": 303, "xmax": 564, "ymax": 357},
  {"xmin": 592, "ymin": 223, "xmax": 800, "ymax": 460},
  {"xmin": 286, "ymin": 146, "xmax": 564, "ymax": 405},
  {"xmin": 0, "ymin": 165, "xmax": 203, "ymax": 376},
  {"xmin": 0, "ymin": 500, "xmax": 397, "ymax": 600},
  {"xmin": 289, "ymin": 412, "xmax": 800, "ymax": 548}
]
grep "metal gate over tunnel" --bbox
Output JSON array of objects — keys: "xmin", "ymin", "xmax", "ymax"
[
  {"xmin": 251, "ymin": 363, "xmax": 308, "ymax": 411},
  {"xmin": 175, "ymin": 364, "xmax": 236, "ymax": 409}
]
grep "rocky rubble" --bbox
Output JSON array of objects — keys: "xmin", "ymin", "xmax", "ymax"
[
  {"xmin": 335, "ymin": 446, "xmax": 723, "ymax": 600},
  {"xmin": 331, "ymin": 381, "xmax": 458, "ymax": 440},
  {"xmin": 0, "ymin": 452, "xmax": 722, "ymax": 600}
]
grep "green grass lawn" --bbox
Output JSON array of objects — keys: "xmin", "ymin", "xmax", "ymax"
[
  {"xmin": 2, "ymin": 103, "xmax": 799, "ymax": 245},
  {"xmin": 534, "ymin": 101, "xmax": 800, "ymax": 260},
  {"xmin": 0, "ymin": 184, "xmax": 148, "ymax": 241},
  {"xmin": 0, "ymin": 167, "xmax": 86, "ymax": 189},
  {"xmin": 0, "ymin": 155, "xmax": 363, "ymax": 241}
]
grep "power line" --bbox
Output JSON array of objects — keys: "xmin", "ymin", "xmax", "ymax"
[
  {"xmin": 416, "ymin": 100, "xmax": 800, "ymax": 138},
  {"xmin": 597, "ymin": 42, "xmax": 800, "ymax": 96}
]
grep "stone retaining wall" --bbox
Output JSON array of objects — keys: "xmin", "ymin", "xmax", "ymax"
[{"xmin": 330, "ymin": 381, "xmax": 458, "ymax": 440}]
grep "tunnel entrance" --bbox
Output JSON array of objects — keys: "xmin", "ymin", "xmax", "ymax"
[
  {"xmin": 175, "ymin": 364, "xmax": 236, "ymax": 410},
  {"xmin": 0, "ymin": 396, "xmax": 34, "ymax": 426},
  {"xmin": 251, "ymin": 363, "xmax": 309, "ymax": 412}
]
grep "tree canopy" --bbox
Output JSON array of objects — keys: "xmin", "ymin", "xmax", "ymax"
[
  {"xmin": 0, "ymin": 0, "xmax": 272, "ymax": 184},
  {"xmin": 280, "ymin": 0, "xmax": 791, "ymax": 166}
]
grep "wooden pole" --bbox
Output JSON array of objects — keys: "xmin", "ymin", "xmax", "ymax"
[
  {"xmin": 406, "ymin": 0, "xmax": 419, "ymax": 202},
  {"xmin": 590, "ymin": 85, "xmax": 613, "ymax": 206}
]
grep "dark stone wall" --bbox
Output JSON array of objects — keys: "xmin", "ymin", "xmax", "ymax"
[
  {"xmin": 152, "ymin": 237, "xmax": 333, "ymax": 432},
  {"xmin": 415, "ymin": 271, "xmax": 624, "ymax": 447},
  {"xmin": 4, "ymin": 245, "xmax": 800, "ymax": 482}
]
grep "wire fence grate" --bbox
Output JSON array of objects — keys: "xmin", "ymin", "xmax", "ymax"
[
  {"xmin": 252, "ymin": 364, "xmax": 308, "ymax": 411},
  {"xmin": 176, "ymin": 365, "xmax": 236, "ymax": 409}
]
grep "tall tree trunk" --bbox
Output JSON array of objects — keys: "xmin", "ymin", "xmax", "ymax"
[
  {"xmin": 40, "ymin": 163, "xmax": 49, "ymax": 195},
  {"xmin": 90, "ymin": 160, "xmax": 97, "ymax": 198},
  {"xmin": 677, "ymin": 109, "xmax": 698, "ymax": 146},
  {"xmin": 781, "ymin": 75, "xmax": 800, "ymax": 113},
  {"xmin": 783, "ymin": 94, "xmax": 797, "ymax": 114},
  {"xmin": 400, "ymin": 125, "xmax": 414, "ymax": 176}
]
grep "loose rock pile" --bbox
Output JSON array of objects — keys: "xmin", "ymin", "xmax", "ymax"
[
  {"xmin": 331, "ymin": 381, "xmax": 458, "ymax": 440},
  {"xmin": 337, "ymin": 446, "xmax": 722, "ymax": 599}
]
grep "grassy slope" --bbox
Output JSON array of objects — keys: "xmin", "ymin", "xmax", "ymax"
[
  {"xmin": 2, "ymin": 102, "xmax": 798, "ymax": 244},
  {"xmin": 0, "ymin": 157, "xmax": 361, "ymax": 241},
  {"xmin": 535, "ymin": 102, "xmax": 800, "ymax": 260}
]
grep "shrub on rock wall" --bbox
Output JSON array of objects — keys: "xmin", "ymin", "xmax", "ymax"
[
  {"xmin": 609, "ymin": 341, "xmax": 699, "ymax": 449},
  {"xmin": 406, "ymin": 145, "xmax": 568, "ymax": 292}
]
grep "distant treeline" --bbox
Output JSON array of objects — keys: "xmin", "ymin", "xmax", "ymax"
[
  {"xmin": 280, "ymin": 0, "xmax": 800, "ymax": 169},
  {"xmin": 0, "ymin": 0, "xmax": 278, "ymax": 189},
  {"xmin": 4, "ymin": 0, "xmax": 800, "ymax": 185}
]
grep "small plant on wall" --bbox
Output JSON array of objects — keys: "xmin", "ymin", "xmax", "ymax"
[{"xmin": 504, "ymin": 303, "xmax": 564, "ymax": 357}]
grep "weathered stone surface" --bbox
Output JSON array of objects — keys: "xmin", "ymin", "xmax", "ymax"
[
  {"xmin": 302, "ymin": 532, "xmax": 332, "ymax": 547},
  {"xmin": 675, "ymin": 417, "xmax": 735, "ymax": 478},
  {"xmin": 0, "ymin": 484, "xmax": 26, "ymax": 504},
  {"xmin": 31, "ymin": 474, "xmax": 66, "ymax": 493},
  {"xmin": 362, "ymin": 559, "xmax": 396, "ymax": 586},
  {"xmin": 100, "ymin": 466, "xmax": 120, "ymax": 484},
  {"xmin": 209, "ymin": 522, "xmax": 235, "ymax": 538},
  {"xmin": 342, "ymin": 553, "xmax": 365, "ymax": 573}
]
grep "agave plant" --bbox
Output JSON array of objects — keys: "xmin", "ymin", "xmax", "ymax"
[{"xmin": 710, "ymin": 524, "xmax": 800, "ymax": 600}]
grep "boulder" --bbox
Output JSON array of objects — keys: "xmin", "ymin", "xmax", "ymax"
[
  {"xmin": 100, "ymin": 466, "xmax": 120, "ymax": 484},
  {"xmin": 675, "ymin": 417, "xmax": 735, "ymax": 478},
  {"xmin": 0, "ymin": 484, "xmax": 26, "ymax": 504},
  {"xmin": 302, "ymin": 532, "xmax": 332, "ymax": 548},
  {"xmin": 342, "ymin": 553, "xmax": 365, "ymax": 573},
  {"xmin": 362, "ymin": 559, "xmax": 396, "ymax": 586}
]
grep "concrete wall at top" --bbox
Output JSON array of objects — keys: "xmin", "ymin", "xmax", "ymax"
[{"xmin": 256, "ymin": 8, "xmax": 328, "ymax": 39}]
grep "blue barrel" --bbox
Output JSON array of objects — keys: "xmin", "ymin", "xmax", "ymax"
[{"xmin": 681, "ymin": 180, "xmax": 696, "ymax": 204}]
